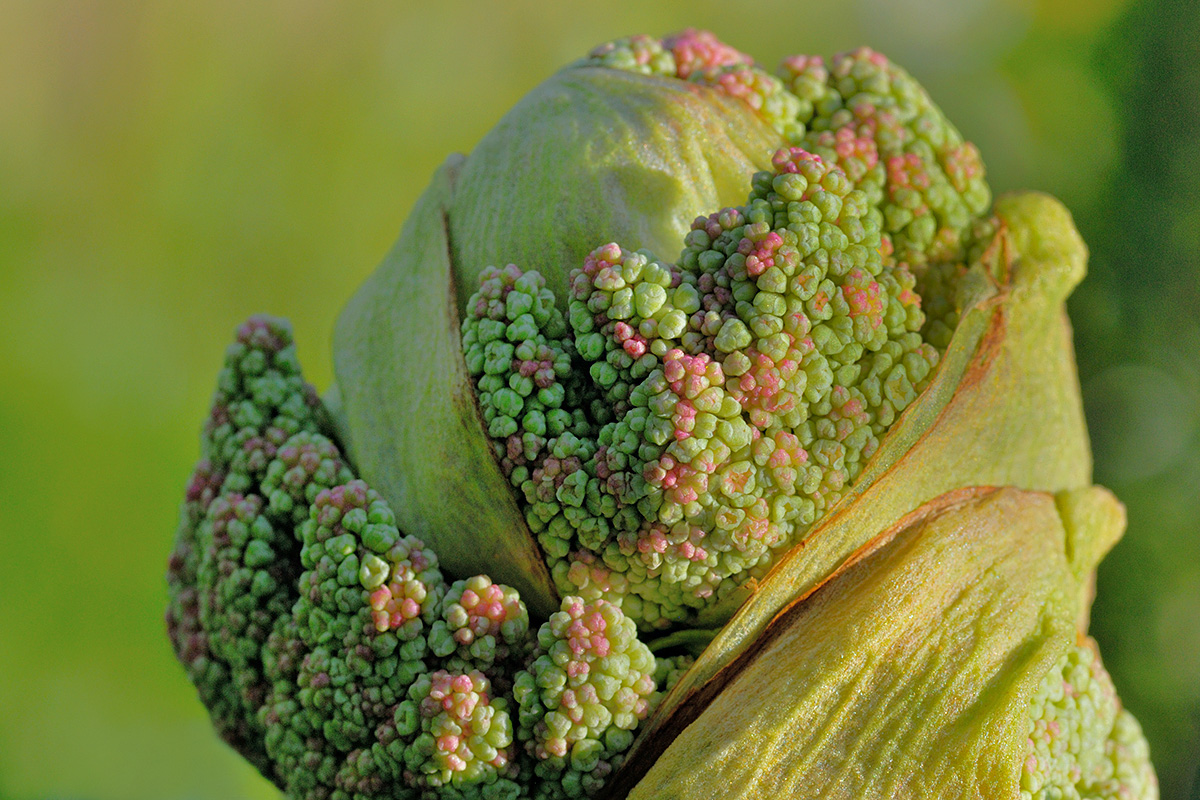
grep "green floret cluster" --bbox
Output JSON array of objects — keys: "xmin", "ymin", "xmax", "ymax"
[
  {"xmin": 462, "ymin": 93, "xmax": 989, "ymax": 629},
  {"xmin": 586, "ymin": 30, "xmax": 802, "ymax": 140},
  {"xmin": 168, "ymin": 316, "xmax": 665, "ymax": 800},
  {"xmin": 428, "ymin": 575, "xmax": 534, "ymax": 679},
  {"xmin": 399, "ymin": 669, "xmax": 515, "ymax": 791},
  {"xmin": 586, "ymin": 31, "xmax": 997, "ymax": 352},
  {"xmin": 586, "ymin": 29, "xmax": 751, "ymax": 79},
  {"xmin": 1021, "ymin": 640, "xmax": 1157, "ymax": 800},
  {"xmin": 588, "ymin": 35, "xmax": 990, "ymax": 269},
  {"xmin": 514, "ymin": 598, "xmax": 657, "ymax": 799},
  {"xmin": 650, "ymin": 653, "xmax": 696, "ymax": 706},
  {"xmin": 167, "ymin": 316, "xmax": 338, "ymax": 771}
]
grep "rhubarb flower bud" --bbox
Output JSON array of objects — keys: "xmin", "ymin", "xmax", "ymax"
[{"xmin": 170, "ymin": 29, "xmax": 1157, "ymax": 800}]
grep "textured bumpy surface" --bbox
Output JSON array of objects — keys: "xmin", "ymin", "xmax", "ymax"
[
  {"xmin": 166, "ymin": 316, "xmax": 668, "ymax": 799},
  {"xmin": 586, "ymin": 32, "xmax": 990, "ymax": 268},
  {"xmin": 514, "ymin": 598, "xmax": 657, "ymax": 797},
  {"xmin": 166, "ymin": 316, "xmax": 335, "ymax": 771},
  {"xmin": 462, "ymin": 35, "xmax": 995, "ymax": 630},
  {"xmin": 1022, "ymin": 640, "xmax": 1157, "ymax": 800},
  {"xmin": 171, "ymin": 30, "xmax": 1157, "ymax": 800}
]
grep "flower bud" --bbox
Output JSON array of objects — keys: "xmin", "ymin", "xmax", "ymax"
[{"xmin": 171, "ymin": 30, "xmax": 1157, "ymax": 800}]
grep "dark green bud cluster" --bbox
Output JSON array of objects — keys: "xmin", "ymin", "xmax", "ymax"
[
  {"xmin": 170, "ymin": 317, "xmax": 669, "ymax": 800},
  {"xmin": 263, "ymin": 432, "xmax": 356, "ymax": 525},
  {"xmin": 166, "ymin": 315, "xmax": 333, "ymax": 771},
  {"xmin": 461, "ymin": 265, "xmax": 591, "ymax": 477},
  {"xmin": 650, "ymin": 653, "xmax": 696, "ymax": 707},
  {"xmin": 206, "ymin": 317, "xmax": 327, "ymax": 491}
]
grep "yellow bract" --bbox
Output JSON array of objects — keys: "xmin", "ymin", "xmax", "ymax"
[{"xmin": 633, "ymin": 487, "xmax": 1081, "ymax": 799}]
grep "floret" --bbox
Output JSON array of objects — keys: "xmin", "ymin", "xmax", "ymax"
[
  {"xmin": 660, "ymin": 29, "xmax": 754, "ymax": 79},
  {"xmin": 514, "ymin": 597, "xmax": 657, "ymax": 799},
  {"xmin": 462, "ymin": 139, "xmax": 963, "ymax": 629},
  {"xmin": 650, "ymin": 653, "xmax": 696, "ymax": 710},
  {"xmin": 261, "ymin": 431, "xmax": 355, "ymax": 525},
  {"xmin": 398, "ymin": 670, "xmax": 519, "ymax": 793},
  {"xmin": 459, "ymin": 265, "xmax": 585, "ymax": 474},
  {"xmin": 790, "ymin": 48, "xmax": 990, "ymax": 265},
  {"xmin": 585, "ymin": 29, "xmax": 753, "ymax": 80},
  {"xmin": 1022, "ymin": 640, "xmax": 1157, "ymax": 800},
  {"xmin": 171, "ymin": 317, "xmax": 664, "ymax": 800},
  {"xmin": 429, "ymin": 575, "xmax": 533, "ymax": 680},
  {"xmin": 260, "ymin": 481, "xmax": 447, "ymax": 797}
]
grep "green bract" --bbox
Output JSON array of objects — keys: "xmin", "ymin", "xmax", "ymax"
[{"xmin": 169, "ymin": 29, "xmax": 1157, "ymax": 800}]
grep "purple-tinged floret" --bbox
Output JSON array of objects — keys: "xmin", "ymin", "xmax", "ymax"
[
  {"xmin": 397, "ymin": 670, "xmax": 520, "ymax": 794},
  {"xmin": 261, "ymin": 431, "xmax": 354, "ymax": 526},
  {"xmin": 661, "ymin": 28, "xmax": 753, "ymax": 79}
]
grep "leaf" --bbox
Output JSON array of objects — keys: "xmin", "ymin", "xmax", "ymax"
[
  {"xmin": 1055, "ymin": 485, "xmax": 1126, "ymax": 632},
  {"xmin": 328, "ymin": 155, "xmax": 558, "ymax": 617},
  {"xmin": 448, "ymin": 66, "xmax": 785, "ymax": 310}
]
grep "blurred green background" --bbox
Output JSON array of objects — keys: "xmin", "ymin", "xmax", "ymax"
[{"xmin": 0, "ymin": 0, "xmax": 1196, "ymax": 798}]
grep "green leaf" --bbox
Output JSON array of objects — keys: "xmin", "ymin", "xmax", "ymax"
[
  {"xmin": 1055, "ymin": 485, "xmax": 1126, "ymax": 632},
  {"xmin": 329, "ymin": 156, "xmax": 558, "ymax": 617},
  {"xmin": 448, "ymin": 65, "xmax": 785, "ymax": 310}
]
